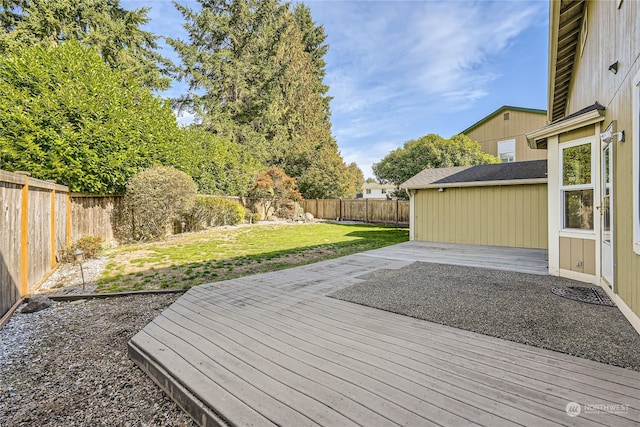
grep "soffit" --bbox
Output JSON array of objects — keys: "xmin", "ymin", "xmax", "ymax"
[{"xmin": 550, "ymin": 0, "xmax": 586, "ymax": 122}]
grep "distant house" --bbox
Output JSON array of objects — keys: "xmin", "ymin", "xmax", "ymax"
[
  {"xmin": 401, "ymin": 160, "xmax": 548, "ymax": 249},
  {"xmin": 525, "ymin": 0, "xmax": 639, "ymax": 332},
  {"xmin": 462, "ymin": 106, "xmax": 548, "ymax": 162},
  {"xmin": 362, "ymin": 182, "xmax": 396, "ymax": 199}
]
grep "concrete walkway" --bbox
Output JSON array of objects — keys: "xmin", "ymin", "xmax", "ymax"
[{"xmin": 129, "ymin": 242, "xmax": 639, "ymax": 426}]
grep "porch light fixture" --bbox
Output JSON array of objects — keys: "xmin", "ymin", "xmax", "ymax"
[
  {"xmin": 608, "ymin": 61, "xmax": 619, "ymax": 74},
  {"xmin": 438, "ymin": 188, "xmax": 445, "ymax": 192},
  {"xmin": 600, "ymin": 122, "xmax": 625, "ymax": 144}
]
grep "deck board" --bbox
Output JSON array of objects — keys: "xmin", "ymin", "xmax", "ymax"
[
  {"xmin": 201, "ymin": 283, "xmax": 640, "ymax": 398},
  {"xmin": 129, "ymin": 242, "xmax": 640, "ymax": 426},
  {"xmin": 181, "ymin": 286, "xmax": 640, "ymax": 424}
]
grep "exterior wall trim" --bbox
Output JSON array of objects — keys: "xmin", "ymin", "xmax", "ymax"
[
  {"xmin": 633, "ymin": 69, "xmax": 640, "ymax": 255},
  {"xmin": 461, "ymin": 105, "xmax": 547, "ymax": 135},
  {"xmin": 407, "ymin": 178, "xmax": 547, "ymax": 190},
  {"xmin": 527, "ymin": 109, "xmax": 605, "ymax": 148},
  {"xmin": 599, "ymin": 283, "xmax": 640, "ymax": 335}
]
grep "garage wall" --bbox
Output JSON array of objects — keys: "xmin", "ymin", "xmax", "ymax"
[{"xmin": 413, "ymin": 183, "xmax": 548, "ymax": 249}]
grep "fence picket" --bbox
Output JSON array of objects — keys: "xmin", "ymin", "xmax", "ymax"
[{"xmin": 301, "ymin": 199, "xmax": 409, "ymax": 225}]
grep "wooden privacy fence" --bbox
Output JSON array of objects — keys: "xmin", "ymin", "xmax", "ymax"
[
  {"xmin": 71, "ymin": 194, "xmax": 124, "ymax": 243},
  {"xmin": 1, "ymin": 170, "xmax": 71, "ymax": 319},
  {"xmin": 0, "ymin": 170, "xmax": 128, "ymax": 320},
  {"xmin": 301, "ymin": 199, "xmax": 410, "ymax": 225}
]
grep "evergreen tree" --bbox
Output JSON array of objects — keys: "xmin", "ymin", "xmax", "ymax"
[
  {"xmin": 0, "ymin": 0, "xmax": 170, "ymax": 90},
  {"xmin": 170, "ymin": 0, "xmax": 362, "ymax": 199},
  {"xmin": 292, "ymin": 3, "xmax": 331, "ymax": 114},
  {"xmin": 179, "ymin": 126, "xmax": 260, "ymax": 196}
]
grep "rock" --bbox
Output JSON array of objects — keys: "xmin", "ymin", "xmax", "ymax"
[
  {"xmin": 21, "ymin": 295, "xmax": 53, "ymax": 313},
  {"xmin": 304, "ymin": 212, "xmax": 314, "ymax": 222}
]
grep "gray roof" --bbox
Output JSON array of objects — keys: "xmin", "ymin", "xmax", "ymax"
[
  {"xmin": 400, "ymin": 165, "xmax": 471, "ymax": 189},
  {"xmin": 401, "ymin": 160, "xmax": 547, "ymax": 189}
]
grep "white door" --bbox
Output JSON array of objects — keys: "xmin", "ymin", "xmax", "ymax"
[{"xmin": 601, "ymin": 140, "xmax": 614, "ymax": 288}]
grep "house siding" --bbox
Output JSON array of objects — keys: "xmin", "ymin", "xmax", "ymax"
[
  {"xmin": 413, "ymin": 184, "xmax": 548, "ymax": 249},
  {"xmin": 464, "ymin": 109, "xmax": 548, "ymax": 161},
  {"xmin": 562, "ymin": 0, "xmax": 640, "ymax": 318}
]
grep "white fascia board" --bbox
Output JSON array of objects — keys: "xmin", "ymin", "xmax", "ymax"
[
  {"xmin": 405, "ymin": 178, "xmax": 548, "ymax": 190},
  {"xmin": 526, "ymin": 109, "xmax": 605, "ymax": 148}
]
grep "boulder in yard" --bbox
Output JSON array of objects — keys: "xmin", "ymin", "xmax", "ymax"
[{"xmin": 21, "ymin": 295, "xmax": 53, "ymax": 314}]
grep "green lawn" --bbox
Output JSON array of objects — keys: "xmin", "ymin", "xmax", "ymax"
[{"xmin": 97, "ymin": 222, "xmax": 408, "ymax": 292}]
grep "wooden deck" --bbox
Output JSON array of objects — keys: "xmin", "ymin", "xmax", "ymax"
[{"xmin": 129, "ymin": 242, "xmax": 640, "ymax": 426}]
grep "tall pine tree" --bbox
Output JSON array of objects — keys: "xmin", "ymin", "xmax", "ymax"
[
  {"xmin": 0, "ymin": 0, "xmax": 170, "ymax": 90},
  {"xmin": 170, "ymin": 0, "xmax": 362, "ymax": 198}
]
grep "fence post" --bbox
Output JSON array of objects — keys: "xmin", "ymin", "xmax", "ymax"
[
  {"xmin": 395, "ymin": 199, "xmax": 399, "ymax": 225},
  {"xmin": 17, "ymin": 172, "xmax": 29, "ymax": 297},
  {"xmin": 66, "ymin": 193, "xmax": 72, "ymax": 245},
  {"xmin": 365, "ymin": 199, "xmax": 368, "ymax": 223},
  {"xmin": 50, "ymin": 184, "xmax": 56, "ymax": 268}
]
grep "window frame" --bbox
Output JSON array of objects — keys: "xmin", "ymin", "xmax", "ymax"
[
  {"xmin": 633, "ymin": 69, "xmax": 640, "ymax": 254},
  {"xmin": 560, "ymin": 138, "xmax": 595, "ymax": 232},
  {"xmin": 497, "ymin": 139, "xmax": 516, "ymax": 163}
]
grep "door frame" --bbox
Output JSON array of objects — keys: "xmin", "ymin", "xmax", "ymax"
[{"xmin": 599, "ymin": 122, "xmax": 616, "ymax": 289}]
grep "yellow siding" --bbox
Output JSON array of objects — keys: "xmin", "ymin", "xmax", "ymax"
[
  {"xmin": 464, "ymin": 109, "xmax": 548, "ymax": 161},
  {"xmin": 559, "ymin": 237, "xmax": 596, "ymax": 275},
  {"xmin": 413, "ymin": 184, "xmax": 548, "ymax": 249},
  {"xmin": 565, "ymin": 0, "xmax": 640, "ymax": 319}
]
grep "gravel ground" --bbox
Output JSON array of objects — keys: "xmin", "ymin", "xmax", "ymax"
[
  {"xmin": 1, "ymin": 255, "xmax": 197, "ymax": 427},
  {"xmin": 330, "ymin": 261, "xmax": 640, "ymax": 371},
  {"xmin": 0, "ymin": 294, "xmax": 197, "ymax": 427}
]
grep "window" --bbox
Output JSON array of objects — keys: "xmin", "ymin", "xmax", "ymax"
[
  {"xmin": 561, "ymin": 141, "xmax": 594, "ymax": 230},
  {"xmin": 365, "ymin": 189, "xmax": 371, "ymax": 195},
  {"xmin": 498, "ymin": 139, "xmax": 515, "ymax": 163},
  {"xmin": 381, "ymin": 188, "xmax": 387, "ymax": 194},
  {"xmin": 633, "ymin": 69, "xmax": 640, "ymax": 254},
  {"xmin": 503, "ymin": 112, "xmax": 510, "ymax": 121}
]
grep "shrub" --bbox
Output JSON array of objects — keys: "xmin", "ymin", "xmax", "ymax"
[
  {"xmin": 59, "ymin": 236, "xmax": 104, "ymax": 263},
  {"xmin": 245, "ymin": 211, "xmax": 262, "ymax": 224},
  {"xmin": 182, "ymin": 196, "xmax": 245, "ymax": 231},
  {"xmin": 121, "ymin": 166, "xmax": 198, "ymax": 241}
]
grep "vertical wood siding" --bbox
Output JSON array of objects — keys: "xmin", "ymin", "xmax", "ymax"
[
  {"xmin": 563, "ymin": 0, "xmax": 640, "ymax": 319},
  {"xmin": 413, "ymin": 184, "xmax": 548, "ymax": 249},
  {"xmin": 464, "ymin": 109, "xmax": 549, "ymax": 161}
]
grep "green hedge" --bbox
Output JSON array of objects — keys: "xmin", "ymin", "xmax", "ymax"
[{"xmin": 183, "ymin": 196, "xmax": 245, "ymax": 231}]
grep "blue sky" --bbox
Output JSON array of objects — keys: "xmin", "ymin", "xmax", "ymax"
[{"xmin": 122, "ymin": 0, "xmax": 549, "ymax": 179}]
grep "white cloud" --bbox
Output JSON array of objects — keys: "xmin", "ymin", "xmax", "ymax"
[
  {"xmin": 308, "ymin": 0, "xmax": 546, "ymax": 172},
  {"xmin": 341, "ymin": 140, "xmax": 401, "ymax": 179}
]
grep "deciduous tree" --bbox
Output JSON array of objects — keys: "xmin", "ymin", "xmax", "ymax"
[
  {"xmin": 373, "ymin": 134, "xmax": 500, "ymax": 188},
  {"xmin": 248, "ymin": 167, "xmax": 301, "ymax": 219}
]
